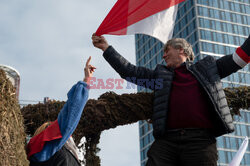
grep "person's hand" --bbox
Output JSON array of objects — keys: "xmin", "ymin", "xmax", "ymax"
[
  {"xmin": 92, "ymin": 33, "xmax": 109, "ymax": 51},
  {"xmin": 83, "ymin": 56, "xmax": 96, "ymax": 83}
]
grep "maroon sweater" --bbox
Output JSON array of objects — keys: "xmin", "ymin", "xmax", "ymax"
[{"xmin": 166, "ymin": 64, "xmax": 214, "ymax": 129}]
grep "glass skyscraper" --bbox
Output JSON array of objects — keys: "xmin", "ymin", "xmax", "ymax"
[{"xmin": 136, "ymin": 0, "xmax": 250, "ymax": 165}]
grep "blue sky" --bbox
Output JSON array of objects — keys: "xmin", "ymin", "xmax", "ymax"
[{"xmin": 0, "ymin": 0, "xmax": 140, "ymax": 165}]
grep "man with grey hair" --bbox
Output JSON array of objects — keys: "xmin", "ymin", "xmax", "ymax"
[
  {"xmin": 92, "ymin": 33, "xmax": 250, "ymax": 166},
  {"xmin": 164, "ymin": 38, "xmax": 195, "ymax": 62}
]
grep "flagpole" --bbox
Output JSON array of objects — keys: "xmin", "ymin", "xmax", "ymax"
[{"xmin": 229, "ymin": 136, "xmax": 249, "ymax": 166}]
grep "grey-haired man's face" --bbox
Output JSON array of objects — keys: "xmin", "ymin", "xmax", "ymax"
[{"xmin": 163, "ymin": 46, "xmax": 186, "ymax": 68}]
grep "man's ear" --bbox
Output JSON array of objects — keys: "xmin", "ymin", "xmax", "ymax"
[
  {"xmin": 178, "ymin": 48, "xmax": 184, "ymax": 54},
  {"xmin": 178, "ymin": 48, "xmax": 188, "ymax": 60}
]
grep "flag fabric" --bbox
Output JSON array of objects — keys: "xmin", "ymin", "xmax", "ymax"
[
  {"xmin": 229, "ymin": 137, "xmax": 249, "ymax": 166},
  {"xmin": 96, "ymin": 0, "xmax": 186, "ymax": 44},
  {"xmin": 27, "ymin": 120, "xmax": 62, "ymax": 158}
]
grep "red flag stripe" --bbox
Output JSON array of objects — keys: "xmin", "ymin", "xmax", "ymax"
[
  {"xmin": 96, "ymin": 0, "xmax": 129, "ymax": 35},
  {"xmin": 127, "ymin": 0, "xmax": 185, "ymax": 27},
  {"xmin": 27, "ymin": 120, "xmax": 62, "ymax": 158},
  {"xmin": 96, "ymin": 0, "xmax": 185, "ymax": 36}
]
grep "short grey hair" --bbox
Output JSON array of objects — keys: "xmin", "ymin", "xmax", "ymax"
[{"xmin": 164, "ymin": 38, "xmax": 195, "ymax": 61}]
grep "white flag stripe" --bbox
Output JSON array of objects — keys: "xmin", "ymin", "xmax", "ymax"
[
  {"xmin": 127, "ymin": 5, "xmax": 178, "ymax": 44},
  {"xmin": 229, "ymin": 137, "xmax": 249, "ymax": 166},
  {"xmin": 233, "ymin": 52, "xmax": 248, "ymax": 68}
]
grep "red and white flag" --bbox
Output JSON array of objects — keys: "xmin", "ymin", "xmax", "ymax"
[{"xmin": 96, "ymin": 0, "xmax": 185, "ymax": 44}]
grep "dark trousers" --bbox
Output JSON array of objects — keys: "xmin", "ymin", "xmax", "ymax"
[{"xmin": 146, "ymin": 129, "xmax": 218, "ymax": 166}]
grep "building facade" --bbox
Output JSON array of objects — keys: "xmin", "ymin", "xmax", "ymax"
[{"xmin": 136, "ymin": 0, "xmax": 250, "ymax": 165}]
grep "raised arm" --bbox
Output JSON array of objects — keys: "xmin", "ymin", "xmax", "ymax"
[
  {"xmin": 92, "ymin": 33, "xmax": 156, "ymax": 87},
  {"xmin": 216, "ymin": 35, "xmax": 250, "ymax": 79},
  {"xmin": 57, "ymin": 56, "xmax": 96, "ymax": 145},
  {"xmin": 28, "ymin": 57, "xmax": 95, "ymax": 162}
]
